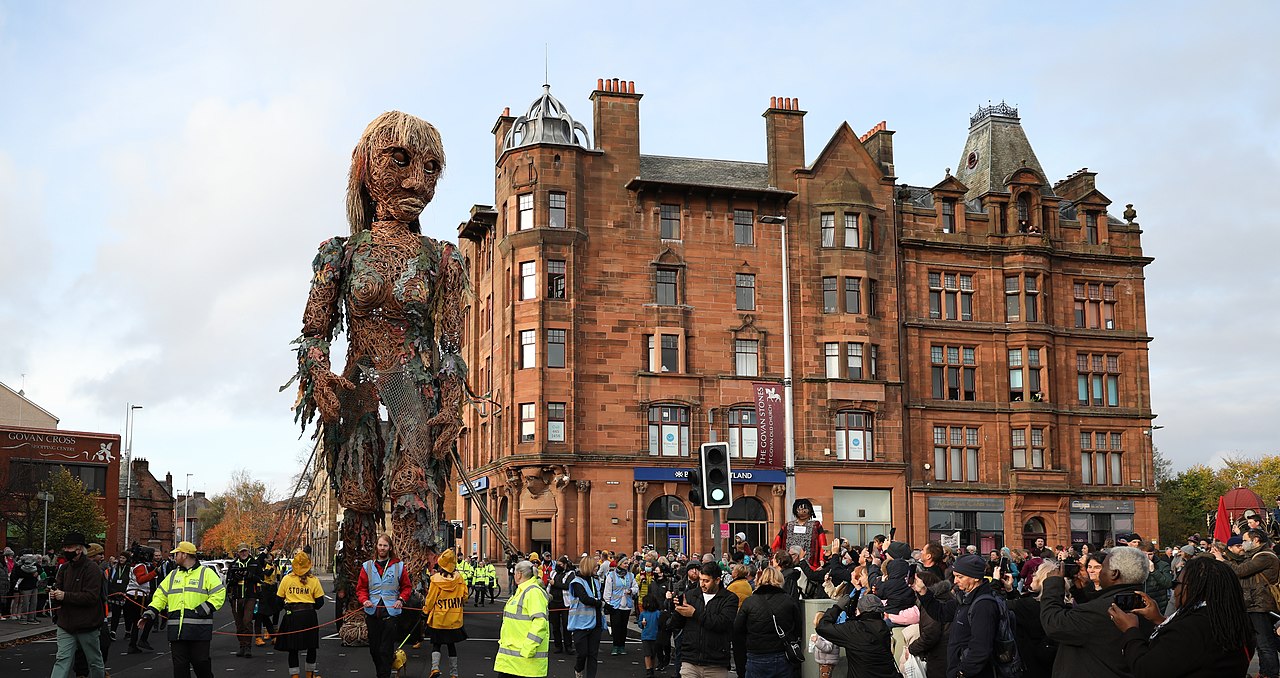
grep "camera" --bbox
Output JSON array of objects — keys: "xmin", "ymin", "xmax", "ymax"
[
  {"xmin": 1062, "ymin": 561, "xmax": 1080, "ymax": 578},
  {"xmin": 127, "ymin": 543, "xmax": 156, "ymax": 564},
  {"xmin": 1114, "ymin": 591, "xmax": 1146, "ymax": 612}
]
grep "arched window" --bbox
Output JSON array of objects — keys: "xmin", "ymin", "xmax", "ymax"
[
  {"xmin": 835, "ymin": 410, "xmax": 874, "ymax": 461},
  {"xmin": 1022, "ymin": 516, "xmax": 1048, "ymax": 550},
  {"xmin": 1016, "ymin": 192, "xmax": 1032, "ymax": 232},
  {"xmin": 727, "ymin": 496, "xmax": 769, "ymax": 551}
]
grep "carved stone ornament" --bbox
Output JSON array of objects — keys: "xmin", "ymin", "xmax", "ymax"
[
  {"xmin": 634, "ymin": 481, "xmax": 649, "ymax": 495},
  {"xmin": 575, "ymin": 480, "xmax": 592, "ymax": 493},
  {"xmin": 772, "ymin": 485, "xmax": 787, "ymax": 497}
]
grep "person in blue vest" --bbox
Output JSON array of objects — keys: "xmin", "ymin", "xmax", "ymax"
[
  {"xmin": 602, "ymin": 558, "xmax": 637, "ymax": 655},
  {"xmin": 356, "ymin": 534, "xmax": 412, "ymax": 678},
  {"xmin": 567, "ymin": 554, "xmax": 608, "ymax": 678}
]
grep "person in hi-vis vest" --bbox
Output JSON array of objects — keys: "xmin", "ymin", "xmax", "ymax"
[{"xmin": 356, "ymin": 534, "xmax": 412, "ymax": 678}]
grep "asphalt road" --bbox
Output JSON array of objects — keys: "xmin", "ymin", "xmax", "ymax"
[{"xmin": 1, "ymin": 584, "xmax": 656, "ymax": 678}]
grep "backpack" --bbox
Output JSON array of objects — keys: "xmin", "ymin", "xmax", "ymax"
[{"xmin": 966, "ymin": 593, "xmax": 1025, "ymax": 678}]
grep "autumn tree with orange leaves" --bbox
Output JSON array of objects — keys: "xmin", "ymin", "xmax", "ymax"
[{"xmin": 198, "ymin": 469, "xmax": 276, "ymax": 557}]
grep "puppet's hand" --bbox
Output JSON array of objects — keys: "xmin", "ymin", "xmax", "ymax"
[{"xmin": 313, "ymin": 369, "xmax": 355, "ymax": 422}]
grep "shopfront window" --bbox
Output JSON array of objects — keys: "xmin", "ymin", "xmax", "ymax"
[
  {"xmin": 832, "ymin": 489, "xmax": 891, "ymax": 546},
  {"xmin": 928, "ymin": 510, "xmax": 1004, "ymax": 553},
  {"xmin": 1070, "ymin": 512, "xmax": 1134, "ymax": 551},
  {"xmin": 646, "ymin": 495, "xmax": 690, "ymax": 555}
]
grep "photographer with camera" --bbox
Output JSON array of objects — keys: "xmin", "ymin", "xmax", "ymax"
[
  {"xmin": 1041, "ymin": 546, "xmax": 1153, "ymax": 677},
  {"xmin": 123, "ymin": 543, "xmax": 159, "ymax": 652},
  {"xmin": 227, "ymin": 543, "xmax": 264, "ymax": 657}
]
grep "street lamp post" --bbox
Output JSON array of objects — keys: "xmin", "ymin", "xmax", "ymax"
[
  {"xmin": 37, "ymin": 491, "xmax": 53, "ymax": 555},
  {"xmin": 758, "ymin": 215, "xmax": 797, "ymax": 514},
  {"xmin": 183, "ymin": 473, "xmax": 193, "ymax": 544},
  {"xmin": 122, "ymin": 404, "xmax": 142, "ymax": 548}
]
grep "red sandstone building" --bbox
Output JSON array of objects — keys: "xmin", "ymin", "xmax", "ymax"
[
  {"xmin": 0, "ymin": 383, "xmax": 124, "ymax": 553},
  {"xmin": 454, "ymin": 82, "xmax": 1155, "ymax": 559}
]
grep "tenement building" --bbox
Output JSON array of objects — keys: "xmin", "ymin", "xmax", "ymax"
[{"xmin": 455, "ymin": 82, "xmax": 1154, "ymax": 559}]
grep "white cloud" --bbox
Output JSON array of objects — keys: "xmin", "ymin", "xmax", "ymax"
[{"xmin": 2, "ymin": 1, "xmax": 1278, "ymax": 494}]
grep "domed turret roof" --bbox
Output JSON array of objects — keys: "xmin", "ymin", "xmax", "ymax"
[{"xmin": 503, "ymin": 84, "xmax": 590, "ymax": 151}]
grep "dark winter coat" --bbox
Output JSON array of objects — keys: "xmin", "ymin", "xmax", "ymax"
[
  {"xmin": 873, "ymin": 559, "xmax": 915, "ymax": 614},
  {"xmin": 907, "ymin": 589, "xmax": 951, "ymax": 678},
  {"xmin": 1040, "ymin": 576, "xmax": 1153, "ymax": 678},
  {"xmin": 53, "ymin": 554, "xmax": 105, "ymax": 633},
  {"xmin": 946, "ymin": 581, "xmax": 1000, "ymax": 678},
  {"xmin": 1005, "ymin": 589, "xmax": 1056, "ymax": 677},
  {"xmin": 1119, "ymin": 603, "xmax": 1254, "ymax": 677},
  {"xmin": 815, "ymin": 605, "xmax": 898, "ymax": 678},
  {"xmin": 1143, "ymin": 556, "xmax": 1173, "ymax": 613},
  {"xmin": 1227, "ymin": 547, "xmax": 1280, "ymax": 614},
  {"xmin": 669, "ymin": 586, "xmax": 739, "ymax": 667},
  {"xmin": 732, "ymin": 584, "xmax": 801, "ymax": 655}
]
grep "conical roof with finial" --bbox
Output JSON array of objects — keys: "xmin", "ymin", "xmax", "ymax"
[{"xmin": 502, "ymin": 84, "xmax": 590, "ymax": 151}]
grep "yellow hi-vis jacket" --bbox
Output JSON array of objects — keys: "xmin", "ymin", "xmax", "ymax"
[
  {"xmin": 494, "ymin": 577, "xmax": 550, "ymax": 677},
  {"xmin": 146, "ymin": 563, "xmax": 226, "ymax": 642}
]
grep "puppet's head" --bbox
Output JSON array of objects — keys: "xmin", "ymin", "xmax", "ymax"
[{"xmin": 346, "ymin": 111, "xmax": 446, "ymax": 234}]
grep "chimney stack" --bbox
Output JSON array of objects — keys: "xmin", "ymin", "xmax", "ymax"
[
  {"xmin": 764, "ymin": 96, "xmax": 806, "ymax": 190},
  {"xmin": 492, "ymin": 105, "xmax": 517, "ymax": 161},
  {"xmin": 591, "ymin": 76, "xmax": 643, "ymax": 177},
  {"xmin": 859, "ymin": 120, "xmax": 895, "ymax": 177}
]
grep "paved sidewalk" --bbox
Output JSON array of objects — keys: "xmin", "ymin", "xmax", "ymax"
[{"xmin": 0, "ymin": 616, "xmax": 57, "ymax": 645}]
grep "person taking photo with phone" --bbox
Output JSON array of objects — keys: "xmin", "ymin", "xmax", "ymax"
[
  {"xmin": 1042, "ymin": 546, "xmax": 1153, "ymax": 677},
  {"xmin": 1109, "ymin": 557, "xmax": 1253, "ymax": 676}
]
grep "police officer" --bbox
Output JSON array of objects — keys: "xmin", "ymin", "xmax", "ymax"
[
  {"xmin": 458, "ymin": 556, "xmax": 475, "ymax": 605},
  {"xmin": 494, "ymin": 560, "xmax": 550, "ymax": 678},
  {"xmin": 481, "ymin": 558, "xmax": 499, "ymax": 605},
  {"xmin": 140, "ymin": 541, "xmax": 226, "ymax": 678}
]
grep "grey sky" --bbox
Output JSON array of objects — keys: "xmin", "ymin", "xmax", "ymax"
[{"xmin": 0, "ymin": 2, "xmax": 1276, "ymax": 495}]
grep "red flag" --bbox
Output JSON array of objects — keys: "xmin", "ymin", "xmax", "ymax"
[{"xmin": 1213, "ymin": 495, "xmax": 1232, "ymax": 543}]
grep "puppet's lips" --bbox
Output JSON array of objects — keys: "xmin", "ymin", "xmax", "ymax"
[{"xmin": 400, "ymin": 198, "xmax": 425, "ymax": 210}]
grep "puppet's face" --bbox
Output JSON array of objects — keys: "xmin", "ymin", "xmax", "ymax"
[{"xmin": 367, "ymin": 140, "xmax": 442, "ymax": 223}]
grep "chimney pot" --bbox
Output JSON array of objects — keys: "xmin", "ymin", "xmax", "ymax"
[
  {"xmin": 628, "ymin": 80, "xmax": 635, "ymax": 94},
  {"xmin": 612, "ymin": 78, "xmax": 620, "ymax": 92},
  {"xmin": 502, "ymin": 106, "xmax": 510, "ymax": 117},
  {"xmin": 794, "ymin": 97, "xmax": 800, "ymax": 110},
  {"xmin": 770, "ymin": 96, "xmax": 777, "ymax": 108},
  {"xmin": 597, "ymin": 78, "xmax": 604, "ymax": 90}
]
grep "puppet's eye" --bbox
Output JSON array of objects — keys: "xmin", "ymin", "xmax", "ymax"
[{"xmin": 391, "ymin": 149, "xmax": 410, "ymax": 167}]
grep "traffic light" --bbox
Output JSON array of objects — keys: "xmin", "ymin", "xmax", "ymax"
[
  {"xmin": 699, "ymin": 442, "xmax": 734, "ymax": 510},
  {"xmin": 687, "ymin": 468, "xmax": 703, "ymax": 507}
]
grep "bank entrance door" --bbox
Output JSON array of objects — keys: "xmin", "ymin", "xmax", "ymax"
[
  {"xmin": 646, "ymin": 495, "xmax": 690, "ymax": 554},
  {"xmin": 528, "ymin": 519, "xmax": 551, "ymax": 556}
]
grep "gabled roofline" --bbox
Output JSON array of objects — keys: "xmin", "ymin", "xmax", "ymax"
[{"xmin": 0, "ymin": 381, "xmax": 59, "ymax": 423}]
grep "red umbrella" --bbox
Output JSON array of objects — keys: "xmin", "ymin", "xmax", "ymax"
[{"xmin": 1213, "ymin": 495, "xmax": 1232, "ymax": 543}]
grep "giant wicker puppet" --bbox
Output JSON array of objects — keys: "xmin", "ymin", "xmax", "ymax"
[{"xmin": 285, "ymin": 111, "xmax": 468, "ymax": 645}]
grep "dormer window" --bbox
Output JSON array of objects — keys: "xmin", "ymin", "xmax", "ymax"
[
  {"xmin": 1016, "ymin": 193, "xmax": 1031, "ymax": 232},
  {"xmin": 941, "ymin": 200, "xmax": 956, "ymax": 233}
]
